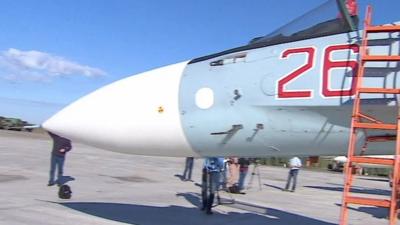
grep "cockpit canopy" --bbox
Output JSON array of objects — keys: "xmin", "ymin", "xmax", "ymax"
[
  {"xmin": 190, "ymin": 0, "xmax": 359, "ymax": 64},
  {"xmin": 250, "ymin": 0, "xmax": 359, "ymax": 46}
]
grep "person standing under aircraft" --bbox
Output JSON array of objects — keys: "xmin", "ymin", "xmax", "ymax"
[
  {"xmin": 48, "ymin": 132, "xmax": 72, "ymax": 186},
  {"xmin": 227, "ymin": 157, "xmax": 240, "ymax": 193},
  {"xmin": 220, "ymin": 158, "xmax": 229, "ymax": 189},
  {"xmin": 201, "ymin": 157, "xmax": 224, "ymax": 215},
  {"xmin": 238, "ymin": 158, "xmax": 250, "ymax": 191},
  {"xmin": 284, "ymin": 156, "xmax": 302, "ymax": 192},
  {"xmin": 182, "ymin": 157, "xmax": 194, "ymax": 181}
]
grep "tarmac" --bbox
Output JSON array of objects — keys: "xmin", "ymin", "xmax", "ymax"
[{"xmin": 0, "ymin": 130, "xmax": 394, "ymax": 225}]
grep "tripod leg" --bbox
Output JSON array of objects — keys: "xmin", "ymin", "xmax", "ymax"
[
  {"xmin": 256, "ymin": 166, "xmax": 262, "ymax": 190},
  {"xmin": 247, "ymin": 164, "xmax": 257, "ymax": 190},
  {"xmin": 224, "ymin": 184, "xmax": 236, "ymax": 204}
]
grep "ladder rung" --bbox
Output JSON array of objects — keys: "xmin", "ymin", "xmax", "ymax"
[
  {"xmin": 358, "ymin": 88, "xmax": 400, "ymax": 94},
  {"xmin": 357, "ymin": 113, "xmax": 383, "ymax": 123},
  {"xmin": 345, "ymin": 196, "xmax": 391, "ymax": 208},
  {"xmin": 366, "ymin": 25, "xmax": 400, "ymax": 33},
  {"xmin": 363, "ymin": 55, "xmax": 400, "ymax": 62},
  {"xmin": 353, "ymin": 122, "xmax": 397, "ymax": 130},
  {"xmin": 351, "ymin": 156, "xmax": 394, "ymax": 166},
  {"xmin": 366, "ymin": 135, "xmax": 397, "ymax": 142}
]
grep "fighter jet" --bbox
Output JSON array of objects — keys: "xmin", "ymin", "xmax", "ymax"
[{"xmin": 43, "ymin": 0, "xmax": 400, "ymax": 158}]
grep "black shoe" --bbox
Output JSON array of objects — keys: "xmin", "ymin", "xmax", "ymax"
[
  {"xmin": 205, "ymin": 194, "xmax": 214, "ymax": 215},
  {"xmin": 47, "ymin": 182, "xmax": 55, "ymax": 186},
  {"xmin": 290, "ymin": 189, "xmax": 295, "ymax": 192}
]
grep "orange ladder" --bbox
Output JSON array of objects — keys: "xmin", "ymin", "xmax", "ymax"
[{"xmin": 339, "ymin": 5, "xmax": 400, "ymax": 225}]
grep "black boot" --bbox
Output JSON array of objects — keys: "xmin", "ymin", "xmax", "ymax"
[
  {"xmin": 201, "ymin": 191, "xmax": 207, "ymax": 211},
  {"xmin": 201, "ymin": 168, "xmax": 208, "ymax": 211},
  {"xmin": 206, "ymin": 194, "xmax": 214, "ymax": 215}
]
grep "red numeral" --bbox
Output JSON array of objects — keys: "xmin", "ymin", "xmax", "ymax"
[
  {"xmin": 278, "ymin": 47, "xmax": 315, "ymax": 98},
  {"xmin": 322, "ymin": 44, "xmax": 359, "ymax": 97}
]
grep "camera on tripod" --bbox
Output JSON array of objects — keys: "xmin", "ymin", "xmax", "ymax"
[{"xmin": 247, "ymin": 158, "xmax": 262, "ymax": 191}]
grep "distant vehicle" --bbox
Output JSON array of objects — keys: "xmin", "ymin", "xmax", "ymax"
[
  {"xmin": 0, "ymin": 117, "xmax": 33, "ymax": 132},
  {"xmin": 327, "ymin": 156, "xmax": 347, "ymax": 172},
  {"xmin": 327, "ymin": 155, "xmax": 393, "ymax": 175}
]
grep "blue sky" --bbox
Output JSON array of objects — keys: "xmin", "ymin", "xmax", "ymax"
[{"xmin": 0, "ymin": 0, "xmax": 399, "ymax": 124}]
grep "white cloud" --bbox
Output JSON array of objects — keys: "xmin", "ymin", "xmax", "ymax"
[{"xmin": 0, "ymin": 48, "xmax": 106, "ymax": 81}]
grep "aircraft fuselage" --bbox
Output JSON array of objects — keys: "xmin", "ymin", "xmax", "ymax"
[{"xmin": 43, "ymin": 27, "xmax": 400, "ymax": 157}]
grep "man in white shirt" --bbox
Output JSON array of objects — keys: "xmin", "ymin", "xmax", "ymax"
[{"xmin": 284, "ymin": 156, "xmax": 302, "ymax": 192}]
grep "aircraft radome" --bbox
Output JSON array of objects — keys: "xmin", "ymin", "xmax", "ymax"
[{"xmin": 43, "ymin": 0, "xmax": 400, "ymax": 158}]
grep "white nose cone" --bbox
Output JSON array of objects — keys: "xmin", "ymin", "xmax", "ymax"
[{"xmin": 43, "ymin": 61, "xmax": 196, "ymax": 157}]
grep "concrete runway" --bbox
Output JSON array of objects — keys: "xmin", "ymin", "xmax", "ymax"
[{"xmin": 0, "ymin": 130, "xmax": 393, "ymax": 225}]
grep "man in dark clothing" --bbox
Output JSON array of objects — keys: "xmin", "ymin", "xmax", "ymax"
[
  {"xmin": 238, "ymin": 158, "xmax": 250, "ymax": 191},
  {"xmin": 182, "ymin": 157, "xmax": 194, "ymax": 181},
  {"xmin": 48, "ymin": 132, "xmax": 72, "ymax": 186}
]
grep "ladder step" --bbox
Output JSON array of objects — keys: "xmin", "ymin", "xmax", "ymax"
[
  {"xmin": 358, "ymin": 88, "xmax": 400, "ymax": 94},
  {"xmin": 345, "ymin": 196, "xmax": 391, "ymax": 208},
  {"xmin": 363, "ymin": 55, "xmax": 400, "ymax": 62},
  {"xmin": 366, "ymin": 25, "xmax": 400, "ymax": 33},
  {"xmin": 353, "ymin": 122, "xmax": 397, "ymax": 130},
  {"xmin": 351, "ymin": 156, "xmax": 394, "ymax": 166},
  {"xmin": 366, "ymin": 135, "xmax": 396, "ymax": 142}
]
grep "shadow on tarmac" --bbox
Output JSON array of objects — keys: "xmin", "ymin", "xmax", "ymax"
[
  {"xmin": 264, "ymin": 183, "xmax": 285, "ymax": 191},
  {"xmin": 334, "ymin": 203, "xmax": 389, "ymax": 219},
  {"xmin": 57, "ymin": 176, "xmax": 75, "ymax": 185},
  {"xmin": 353, "ymin": 206, "xmax": 388, "ymax": 219},
  {"xmin": 174, "ymin": 174, "xmax": 185, "ymax": 181},
  {"xmin": 357, "ymin": 177, "xmax": 389, "ymax": 183},
  {"xmin": 58, "ymin": 193, "xmax": 335, "ymax": 225},
  {"xmin": 304, "ymin": 185, "xmax": 390, "ymax": 196}
]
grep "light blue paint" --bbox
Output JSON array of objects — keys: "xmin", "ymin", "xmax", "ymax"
[
  {"xmin": 179, "ymin": 28, "xmax": 399, "ymax": 157},
  {"xmin": 1, "ymin": 0, "xmax": 400, "ymax": 123}
]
